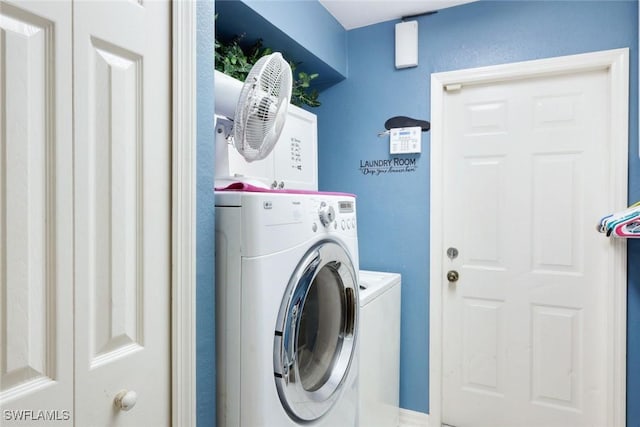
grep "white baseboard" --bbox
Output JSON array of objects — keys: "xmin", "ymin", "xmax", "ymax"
[{"xmin": 399, "ymin": 408, "xmax": 429, "ymax": 427}]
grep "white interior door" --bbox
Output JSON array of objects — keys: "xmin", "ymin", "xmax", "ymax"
[
  {"xmin": 441, "ymin": 66, "xmax": 617, "ymax": 427},
  {"xmin": 73, "ymin": 0, "xmax": 171, "ymax": 425},
  {"xmin": 1, "ymin": 1, "xmax": 74, "ymax": 423}
]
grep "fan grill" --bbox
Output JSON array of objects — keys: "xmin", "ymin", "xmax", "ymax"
[{"xmin": 234, "ymin": 53, "xmax": 292, "ymax": 162}]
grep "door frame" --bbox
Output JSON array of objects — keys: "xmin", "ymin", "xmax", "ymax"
[
  {"xmin": 429, "ymin": 48, "xmax": 629, "ymax": 427},
  {"xmin": 172, "ymin": 1, "xmax": 197, "ymax": 426}
]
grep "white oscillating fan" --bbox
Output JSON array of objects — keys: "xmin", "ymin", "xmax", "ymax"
[
  {"xmin": 233, "ymin": 52, "xmax": 292, "ymax": 162},
  {"xmin": 216, "ymin": 52, "xmax": 292, "ymax": 161}
]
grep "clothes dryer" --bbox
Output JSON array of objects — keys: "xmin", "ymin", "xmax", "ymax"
[
  {"xmin": 215, "ymin": 189, "xmax": 360, "ymax": 427},
  {"xmin": 358, "ymin": 270, "xmax": 401, "ymax": 427}
]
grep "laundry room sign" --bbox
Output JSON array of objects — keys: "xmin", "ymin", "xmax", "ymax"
[{"xmin": 359, "ymin": 157, "xmax": 418, "ymax": 176}]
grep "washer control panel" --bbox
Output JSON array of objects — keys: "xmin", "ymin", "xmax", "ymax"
[{"xmin": 312, "ymin": 197, "xmax": 356, "ymax": 234}]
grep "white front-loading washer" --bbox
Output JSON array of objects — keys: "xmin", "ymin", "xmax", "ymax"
[{"xmin": 215, "ymin": 189, "xmax": 360, "ymax": 427}]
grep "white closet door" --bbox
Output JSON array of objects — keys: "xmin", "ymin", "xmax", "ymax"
[
  {"xmin": 73, "ymin": 1, "xmax": 171, "ymax": 425},
  {"xmin": 0, "ymin": 1, "xmax": 74, "ymax": 423}
]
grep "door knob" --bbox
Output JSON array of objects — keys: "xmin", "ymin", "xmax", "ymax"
[
  {"xmin": 114, "ymin": 390, "xmax": 138, "ymax": 411},
  {"xmin": 447, "ymin": 270, "xmax": 459, "ymax": 283}
]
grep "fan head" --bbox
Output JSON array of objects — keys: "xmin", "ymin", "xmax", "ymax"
[{"xmin": 233, "ymin": 52, "xmax": 293, "ymax": 162}]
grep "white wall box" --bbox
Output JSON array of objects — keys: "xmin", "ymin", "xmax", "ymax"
[
  {"xmin": 395, "ymin": 20, "xmax": 418, "ymax": 69},
  {"xmin": 225, "ymin": 104, "xmax": 318, "ymax": 191},
  {"xmin": 215, "ymin": 70, "xmax": 319, "ymax": 192}
]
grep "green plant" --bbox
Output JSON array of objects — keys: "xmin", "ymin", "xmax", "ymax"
[
  {"xmin": 215, "ymin": 30, "xmax": 320, "ymax": 108},
  {"xmin": 290, "ymin": 64, "xmax": 320, "ymax": 108}
]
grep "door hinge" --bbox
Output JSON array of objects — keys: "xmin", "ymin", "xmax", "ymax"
[{"xmin": 444, "ymin": 83, "xmax": 462, "ymax": 92}]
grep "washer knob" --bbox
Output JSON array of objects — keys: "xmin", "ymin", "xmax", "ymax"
[{"xmin": 318, "ymin": 202, "xmax": 335, "ymax": 227}]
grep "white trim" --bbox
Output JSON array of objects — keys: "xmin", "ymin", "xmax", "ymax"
[
  {"xmin": 171, "ymin": 1, "xmax": 197, "ymax": 426},
  {"xmin": 399, "ymin": 408, "xmax": 430, "ymax": 427},
  {"xmin": 606, "ymin": 48, "xmax": 629, "ymax": 427},
  {"xmin": 429, "ymin": 48, "xmax": 628, "ymax": 427}
]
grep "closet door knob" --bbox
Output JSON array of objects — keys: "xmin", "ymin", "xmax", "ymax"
[{"xmin": 114, "ymin": 390, "xmax": 138, "ymax": 411}]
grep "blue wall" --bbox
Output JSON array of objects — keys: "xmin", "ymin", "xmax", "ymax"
[
  {"xmin": 215, "ymin": 0, "xmax": 347, "ymax": 86},
  {"xmin": 197, "ymin": 1, "xmax": 216, "ymax": 426},
  {"xmin": 316, "ymin": 0, "xmax": 639, "ymax": 420},
  {"xmin": 241, "ymin": 0, "xmax": 347, "ymax": 78}
]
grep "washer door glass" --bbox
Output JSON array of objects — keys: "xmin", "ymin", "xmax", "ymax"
[{"xmin": 274, "ymin": 239, "xmax": 358, "ymax": 423}]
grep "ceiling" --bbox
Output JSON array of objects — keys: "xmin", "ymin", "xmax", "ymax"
[{"xmin": 319, "ymin": 0, "xmax": 476, "ymax": 30}]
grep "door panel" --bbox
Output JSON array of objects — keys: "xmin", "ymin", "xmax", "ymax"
[
  {"xmin": 0, "ymin": 1, "xmax": 73, "ymax": 421},
  {"xmin": 530, "ymin": 304, "xmax": 582, "ymax": 410},
  {"xmin": 532, "ymin": 154, "xmax": 583, "ymax": 273},
  {"xmin": 73, "ymin": 1, "xmax": 170, "ymax": 425},
  {"xmin": 461, "ymin": 298, "xmax": 504, "ymax": 396},
  {"xmin": 443, "ymin": 69, "xmax": 610, "ymax": 427},
  {"xmin": 87, "ymin": 36, "xmax": 144, "ymax": 365}
]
